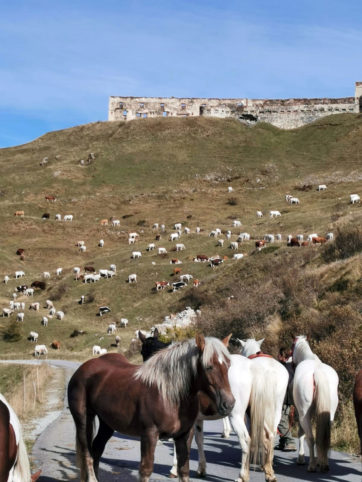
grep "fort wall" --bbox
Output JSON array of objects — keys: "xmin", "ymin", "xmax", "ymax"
[{"xmin": 108, "ymin": 82, "xmax": 361, "ymax": 129}]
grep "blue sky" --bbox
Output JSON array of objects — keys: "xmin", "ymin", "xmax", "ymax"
[{"xmin": 1, "ymin": 0, "xmax": 361, "ymax": 147}]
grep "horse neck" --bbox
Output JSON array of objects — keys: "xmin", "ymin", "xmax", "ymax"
[{"xmin": 293, "ymin": 340, "xmax": 315, "ymax": 364}]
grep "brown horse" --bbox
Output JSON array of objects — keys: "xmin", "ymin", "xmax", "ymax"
[
  {"xmin": 353, "ymin": 369, "xmax": 362, "ymax": 455},
  {"xmin": 68, "ymin": 334, "xmax": 235, "ymax": 482},
  {"xmin": 0, "ymin": 394, "xmax": 41, "ymax": 482}
]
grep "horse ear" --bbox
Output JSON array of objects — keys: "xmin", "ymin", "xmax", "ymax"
[
  {"xmin": 257, "ymin": 338, "xmax": 265, "ymax": 347},
  {"xmin": 222, "ymin": 334, "xmax": 232, "ymax": 347},
  {"xmin": 138, "ymin": 330, "xmax": 146, "ymax": 343},
  {"xmin": 238, "ymin": 339, "xmax": 246, "ymax": 347},
  {"xmin": 195, "ymin": 333, "xmax": 205, "ymax": 353},
  {"xmin": 153, "ymin": 327, "xmax": 159, "ymax": 339}
]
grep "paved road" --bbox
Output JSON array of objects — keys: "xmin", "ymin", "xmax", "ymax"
[{"xmin": 2, "ymin": 360, "xmax": 361, "ymax": 481}]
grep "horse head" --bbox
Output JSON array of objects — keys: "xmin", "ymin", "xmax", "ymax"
[
  {"xmin": 139, "ymin": 328, "xmax": 171, "ymax": 362},
  {"xmin": 237, "ymin": 338, "xmax": 264, "ymax": 358},
  {"xmin": 196, "ymin": 334, "xmax": 235, "ymax": 417}
]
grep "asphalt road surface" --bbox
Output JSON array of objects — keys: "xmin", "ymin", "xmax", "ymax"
[{"xmin": 2, "ymin": 360, "xmax": 361, "ymax": 481}]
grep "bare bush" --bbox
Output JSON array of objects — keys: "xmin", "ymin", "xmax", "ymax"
[
  {"xmin": 50, "ymin": 283, "xmax": 68, "ymax": 301},
  {"xmin": 322, "ymin": 227, "xmax": 362, "ymax": 262}
]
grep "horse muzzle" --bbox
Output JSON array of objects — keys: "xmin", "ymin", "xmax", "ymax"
[{"xmin": 217, "ymin": 391, "xmax": 235, "ymax": 416}]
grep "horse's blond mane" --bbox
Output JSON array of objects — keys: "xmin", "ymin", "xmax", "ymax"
[{"xmin": 135, "ymin": 337, "xmax": 230, "ymax": 405}]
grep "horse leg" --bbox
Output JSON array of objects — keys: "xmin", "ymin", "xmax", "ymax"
[
  {"xmin": 299, "ymin": 414, "xmax": 316, "ymax": 472},
  {"xmin": 169, "ymin": 441, "xmax": 178, "ymax": 478},
  {"xmin": 74, "ymin": 411, "xmax": 98, "ymax": 482},
  {"xmin": 195, "ymin": 419, "xmax": 206, "ymax": 477},
  {"xmin": 91, "ymin": 419, "xmax": 114, "ymax": 477},
  {"xmin": 175, "ymin": 427, "xmax": 194, "ymax": 482},
  {"xmin": 68, "ymin": 384, "xmax": 97, "ymax": 482},
  {"xmin": 139, "ymin": 428, "xmax": 158, "ymax": 482},
  {"xmin": 262, "ymin": 429, "xmax": 277, "ymax": 482},
  {"xmin": 297, "ymin": 424, "xmax": 306, "ymax": 465},
  {"xmin": 222, "ymin": 416, "xmax": 232, "ymax": 438},
  {"xmin": 230, "ymin": 413, "xmax": 251, "ymax": 482}
]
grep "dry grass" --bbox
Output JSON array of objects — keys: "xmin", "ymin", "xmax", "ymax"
[
  {"xmin": 0, "ymin": 363, "xmax": 51, "ymax": 421},
  {"xmin": 332, "ymin": 400, "xmax": 360, "ymax": 455}
]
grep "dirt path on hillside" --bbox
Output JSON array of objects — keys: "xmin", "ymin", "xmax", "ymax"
[{"xmin": 1, "ymin": 360, "xmax": 361, "ymax": 481}]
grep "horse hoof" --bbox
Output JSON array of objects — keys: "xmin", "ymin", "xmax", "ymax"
[
  {"xmin": 320, "ymin": 464, "xmax": 329, "ymax": 473},
  {"xmin": 169, "ymin": 473, "xmax": 178, "ymax": 478},
  {"xmin": 297, "ymin": 456, "xmax": 305, "ymax": 465},
  {"xmin": 221, "ymin": 434, "xmax": 230, "ymax": 439},
  {"xmin": 307, "ymin": 465, "xmax": 316, "ymax": 472},
  {"xmin": 196, "ymin": 471, "xmax": 206, "ymax": 478}
]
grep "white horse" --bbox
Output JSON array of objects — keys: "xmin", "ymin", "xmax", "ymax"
[
  {"xmin": 170, "ymin": 354, "xmax": 253, "ymax": 482},
  {"xmin": 238, "ymin": 338, "xmax": 288, "ymax": 482},
  {"xmin": 292, "ymin": 335, "xmax": 339, "ymax": 472}
]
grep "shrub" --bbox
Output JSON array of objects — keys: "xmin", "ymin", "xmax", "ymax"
[
  {"xmin": 322, "ymin": 227, "xmax": 362, "ymax": 262},
  {"xmin": 50, "ymin": 283, "xmax": 68, "ymax": 301},
  {"xmin": 3, "ymin": 321, "xmax": 22, "ymax": 342}
]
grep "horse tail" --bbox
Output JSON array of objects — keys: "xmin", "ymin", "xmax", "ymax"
[
  {"xmin": 249, "ymin": 366, "xmax": 277, "ymax": 466},
  {"xmin": 12, "ymin": 432, "xmax": 31, "ymax": 482},
  {"xmin": 314, "ymin": 365, "xmax": 332, "ymax": 468}
]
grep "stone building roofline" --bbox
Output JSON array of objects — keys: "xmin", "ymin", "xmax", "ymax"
[{"xmin": 110, "ymin": 95, "xmax": 354, "ymax": 103}]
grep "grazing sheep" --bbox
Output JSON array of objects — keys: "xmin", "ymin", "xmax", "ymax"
[
  {"xmin": 128, "ymin": 274, "xmax": 137, "ymax": 283},
  {"xmin": 28, "ymin": 331, "xmax": 38, "ymax": 342},
  {"xmin": 92, "ymin": 345, "xmax": 101, "ymax": 356},
  {"xmin": 2, "ymin": 308, "xmax": 13, "ymax": 317},
  {"xmin": 120, "ymin": 318, "xmax": 129, "ymax": 327},
  {"xmin": 16, "ymin": 312, "xmax": 25, "ymax": 322}
]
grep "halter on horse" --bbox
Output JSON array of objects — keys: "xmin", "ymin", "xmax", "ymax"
[
  {"xmin": 292, "ymin": 335, "xmax": 339, "ymax": 472},
  {"xmin": 68, "ymin": 334, "xmax": 235, "ymax": 482}
]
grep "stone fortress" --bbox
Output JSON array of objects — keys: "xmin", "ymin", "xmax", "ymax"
[{"xmin": 109, "ymin": 82, "xmax": 362, "ymax": 130}]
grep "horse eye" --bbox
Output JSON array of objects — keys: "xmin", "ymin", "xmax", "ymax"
[{"xmin": 206, "ymin": 365, "xmax": 213, "ymax": 371}]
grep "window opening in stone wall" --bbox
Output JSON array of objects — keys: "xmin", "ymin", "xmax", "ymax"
[
  {"xmin": 136, "ymin": 112, "xmax": 141, "ymax": 117},
  {"xmin": 143, "ymin": 113, "xmax": 148, "ymax": 118},
  {"xmin": 123, "ymin": 110, "xmax": 127, "ymax": 116},
  {"xmin": 199, "ymin": 104, "xmax": 206, "ymax": 115},
  {"xmin": 160, "ymin": 103, "xmax": 165, "ymax": 112},
  {"xmin": 163, "ymin": 111, "xmax": 168, "ymax": 117},
  {"xmin": 119, "ymin": 102, "xmax": 123, "ymax": 109},
  {"xmin": 359, "ymin": 96, "xmax": 362, "ymax": 112},
  {"xmin": 139, "ymin": 103, "xmax": 144, "ymax": 108},
  {"xmin": 181, "ymin": 103, "xmax": 186, "ymax": 110}
]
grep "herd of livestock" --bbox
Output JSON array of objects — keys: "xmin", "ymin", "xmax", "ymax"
[
  {"xmin": 0, "ymin": 175, "xmax": 361, "ymax": 482},
  {"xmin": 1, "ymin": 186, "xmax": 361, "ymax": 360}
]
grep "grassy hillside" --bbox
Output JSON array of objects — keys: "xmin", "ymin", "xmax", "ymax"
[
  {"xmin": 0, "ymin": 114, "xmax": 361, "ymax": 357},
  {"xmin": 0, "ymin": 114, "xmax": 361, "ymax": 450}
]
